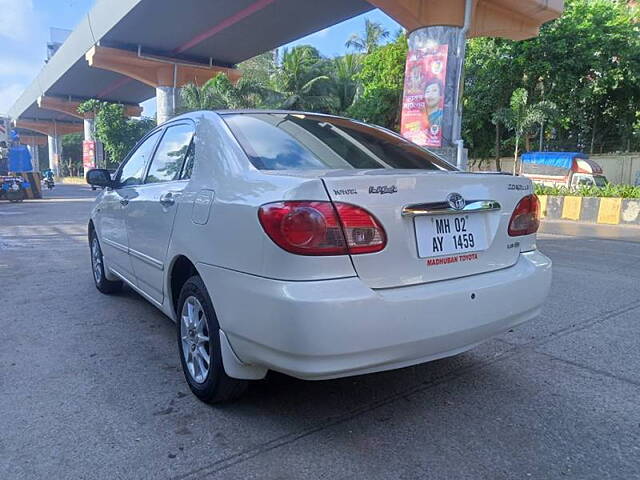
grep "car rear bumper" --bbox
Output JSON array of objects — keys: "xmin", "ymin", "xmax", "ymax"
[{"xmin": 198, "ymin": 250, "xmax": 552, "ymax": 380}]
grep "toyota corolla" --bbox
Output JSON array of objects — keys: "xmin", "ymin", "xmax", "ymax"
[{"xmin": 86, "ymin": 111, "xmax": 552, "ymax": 403}]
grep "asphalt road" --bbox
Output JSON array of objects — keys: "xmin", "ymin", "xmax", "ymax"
[{"xmin": 1, "ymin": 184, "xmax": 639, "ymax": 480}]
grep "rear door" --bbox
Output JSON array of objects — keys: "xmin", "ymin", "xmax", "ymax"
[
  {"xmin": 124, "ymin": 122, "xmax": 195, "ymax": 303},
  {"xmin": 322, "ymin": 171, "xmax": 529, "ymax": 289}
]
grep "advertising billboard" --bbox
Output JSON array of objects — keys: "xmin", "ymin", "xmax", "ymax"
[
  {"xmin": 83, "ymin": 140, "xmax": 96, "ymax": 170},
  {"xmin": 400, "ymin": 44, "xmax": 448, "ymax": 148}
]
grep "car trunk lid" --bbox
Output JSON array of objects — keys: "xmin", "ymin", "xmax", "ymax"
[{"xmin": 321, "ymin": 169, "xmax": 532, "ymax": 289}]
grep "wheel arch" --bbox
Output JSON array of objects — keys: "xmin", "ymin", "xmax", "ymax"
[
  {"xmin": 167, "ymin": 254, "xmax": 200, "ymax": 319},
  {"xmin": 88, "ymin": 219, "xmax": 96, "ymax": 244}
]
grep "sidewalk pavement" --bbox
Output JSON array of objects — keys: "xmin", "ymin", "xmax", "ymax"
[{"xmin": 540, "ymin": 219, "xmax": 640, "ymax": 243}]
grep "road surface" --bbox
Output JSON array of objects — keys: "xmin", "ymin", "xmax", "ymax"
[{"xmin": 1, "ymin": 185, "xmax": 639, "ymax": 479}]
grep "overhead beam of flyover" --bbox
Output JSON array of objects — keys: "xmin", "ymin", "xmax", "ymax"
[
  {"xmin": 9, "ymin": 0, "xmax": 562, "ymax": 168},
  {"xmin": 9, "ymin": 0, "xmax": 377, "ymax": 126}
]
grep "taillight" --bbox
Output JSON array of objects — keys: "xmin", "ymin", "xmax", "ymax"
[
  {"xmin": 508, "ymin": 194, "xmax": 540, "ymax": 236},
  {"xmin": 258, "ymin": 201, "xmax": 386, "ymax": 256}
]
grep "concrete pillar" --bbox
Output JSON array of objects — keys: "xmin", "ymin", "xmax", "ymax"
[
  {"xmin": 47, "ymin": 135, "xmax": 62, "ymax": 176},
  {"xmin": 27, "ymin": 145, "xmax": 40, "ymax": 172},
  {"xmin": 84, "ymin": 117, "xmax": 95, "ymax": 141},
  {"xmin": 156, "ymin": 86, "xmax": 182, "ymax": 125},
  {"xmin": 82, "ymin": 116, "xmax": 102, "ymax": 172}
]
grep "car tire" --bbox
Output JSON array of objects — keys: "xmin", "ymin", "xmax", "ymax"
[
  {"xmin": 176, "ymin": 275, "xmax": 248, "ymax": 404},
  {"xmin": 90, "ymin": 232, "xmax": 122, "ymax": 294}
]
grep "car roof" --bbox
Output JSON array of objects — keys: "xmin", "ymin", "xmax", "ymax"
[{"xmin": 207, "ymin": 109, "xmax": 348, "ymax": 120}]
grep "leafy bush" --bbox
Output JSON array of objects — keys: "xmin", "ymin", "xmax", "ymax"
[
  {"xmin": 78, "ymin": 100, "xmax": 156, "ymax": 168},
  {"xmin": 534, "ymin": 183, "xmax": 640, "ymax": 198}
]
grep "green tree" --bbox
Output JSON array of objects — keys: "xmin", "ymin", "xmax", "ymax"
[
  {"xmin": 238, "ymin": 50, "xmax": 277, "ymax": 85},
  {"xmin": 463, "ymin": 0, "xmax": 640, "ymax": 159},
  {"xmin": 345, "ymin": 18, "xmax": 390, "ymax": 54},
  {"xmin": 493, "ymin": 88, "xmax": 556, "ymax": 173},
  {"xmin": 330, "ymin": 53, "xmax": 362, "ymax": 115},
  {"xmin": 181, "ymin": 74, "xmax": 268, "ymax": 111},
  {"xmin": 78, "ymin": 100, "xmax": 156, "ymax": 168},
  {"xmin": 463, "ymin": 38, "xmax": 522, "ymax": 169},
  {"xmin": 270, "ymin": 46, "xmax": 331, "ymax": 111},
  {"xmin": 348, "ymin": 34, "xmax": 407, "ymax": 129},
  {"xmin": 61, "ymin": 133, "xmax": 83, "ymax": 176},
  {"xmin": 516, "ymin": 0, "xmax": 640, "ymax": 153}
]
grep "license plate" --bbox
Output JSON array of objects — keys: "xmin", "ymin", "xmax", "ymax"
[{"xmin": 414, "ymin": 214, "xmax": 488, "ymax": 258}]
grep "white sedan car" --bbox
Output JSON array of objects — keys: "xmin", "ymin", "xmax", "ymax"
[{"xmin": 86, "ymin": 111, "xmax": 552, "ymax": 403}]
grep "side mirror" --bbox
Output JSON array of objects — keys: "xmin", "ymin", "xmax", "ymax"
[{"xmin": 86, "ymin": 168, "xmax": 114, "ymax": 188}]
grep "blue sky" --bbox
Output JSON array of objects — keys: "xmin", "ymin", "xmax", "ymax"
[{"xmin": 0, "ymin": 0, "xmax": 400, "ymax": 117}]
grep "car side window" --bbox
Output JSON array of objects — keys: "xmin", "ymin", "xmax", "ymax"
[
  {"xmin": 145, "ymin": 123, "xmax": 195, "ymax": 184},
  {"xmin": 119, "ymin": 130, "xmax": 161, "ymax": 187}
]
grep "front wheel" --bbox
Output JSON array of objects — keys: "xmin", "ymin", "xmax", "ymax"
[
  {"xmin": 90, "ymin": 232, "xmax": 122, "ymax": 294},
  {"xmin": 177, "ymin": 276, "xmax": 248, "ymax": 403}
]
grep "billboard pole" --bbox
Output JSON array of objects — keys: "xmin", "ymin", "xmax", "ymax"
[{"xmin": 400, "ymin": 0, "xmax": 473, "ymax": 170}]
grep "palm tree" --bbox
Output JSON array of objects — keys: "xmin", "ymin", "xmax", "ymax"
[
  {"xmin": 331, "ymin": 54, "xmax": 362, "ymax": 114},
  {"xmin": 345, "ymin": 19, "xmax": 390, "ymax": 54},
  {"xmin": 180, "ymin": 74, "xmax": 268, "ymax": 112},
  {"xmin": 180, "ymin": 81, "xmax": 227, "ymax": 111},
  {"xmin": 271, "ymin": 46, "xmax": 331, "ymax": 111},
  {"xmin": 492, "ymin": 88, "xmax": 556, "ymax": 174}
]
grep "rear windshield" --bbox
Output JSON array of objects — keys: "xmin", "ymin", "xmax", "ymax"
[{"xmin": 222, "ymin": 113, "xmax": 454, "ymax": 171}]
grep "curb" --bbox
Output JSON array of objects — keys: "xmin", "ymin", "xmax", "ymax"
[{"xmin": 538, "ymin": 195, "xmax": 640, "ymax": 225}]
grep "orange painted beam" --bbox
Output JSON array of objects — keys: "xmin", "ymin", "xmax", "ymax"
[
  {"xmin": 37, "ymin": 95, "xmax": 142, "ymax": 119},
  {"xmin": 20, "ymin": 135, "xmax": 48, "ymax": 146},
  {"xmin": 15, "ymin": 119, "xmax": 83, "ymax": 137},
  {"xmin": 85, "ymin": 46, "xmax": 242, "ymax": 88},
  {"xmin": 367, "ymin": 0, "xmax": 563, "ymax": 39}
]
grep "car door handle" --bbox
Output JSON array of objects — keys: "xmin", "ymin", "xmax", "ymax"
[
  {"xmin": 159, "ymin": 192, "xmax": 176, "ymax": 207},
  {"xmin": 120, "ymin": 198, "xmax": 129, "ymax": 207}
]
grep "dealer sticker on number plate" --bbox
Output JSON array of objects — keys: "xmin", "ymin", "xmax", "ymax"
[{"xmin": 414, "ymin": 214, "xmax": 488, "ymax": 258}]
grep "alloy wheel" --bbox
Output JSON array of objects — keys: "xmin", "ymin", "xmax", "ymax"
[
  {"xmin": 91, "ymin": 237, "xmax": 103, "ymax": 284},
  {"xmin": 180, "ymin": 296, "xmax": 211, "ymax": 384}
]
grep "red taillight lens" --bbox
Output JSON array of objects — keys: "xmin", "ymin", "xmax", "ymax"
[
  {"xmin": 258, "ymin": 201, "xmax": 386, "ymax": 256},
  {"xmin": 508, "ymin": 194, "xmax": 540, "ymax": 236}
]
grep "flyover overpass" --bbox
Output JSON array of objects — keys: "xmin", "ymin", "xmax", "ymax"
[{"xmin": 8, "ymin": 0, "xmax": 562, "ymax": 172}]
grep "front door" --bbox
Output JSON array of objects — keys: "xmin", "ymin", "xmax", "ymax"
[
  {"xmin": 103, "ymin": 129, "xmax": 162, "ymax": 283},
  {"xmin": 124, "ymin": 122, "xmax": 195, "ymax": 303},
  {"xmin": 96, "ymin": 187, "xmax": 131, "ymax": 280}
]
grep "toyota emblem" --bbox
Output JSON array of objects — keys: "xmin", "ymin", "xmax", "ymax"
[{"xmin": 447, "ymin": 193, "xmax": 466, "ymax": 211}]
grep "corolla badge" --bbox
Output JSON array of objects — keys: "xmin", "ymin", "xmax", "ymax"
[
  {"xmin": 369, "ymin": 185, "xmax": 398, "ymax": 195},
  {"xmin": 447, "ymin": 192, "xmax": 466, "ymax": 211}
]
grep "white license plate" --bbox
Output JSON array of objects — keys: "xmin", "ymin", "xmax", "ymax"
[{"xmin": 414, "ymin": 214, "xmax": 488, "ymax": 258}]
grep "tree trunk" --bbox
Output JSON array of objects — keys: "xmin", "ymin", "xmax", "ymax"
[
  {"xmin": 513, "ymin": 136, "xmax": 520, "ymax": 175},
  {"xmin": 590, "ymin": 115, "xmax": 597, "ymax": 155},
  {"xmin": 494, "ymin": 123, "xmax": 502, "ymax": 172}
]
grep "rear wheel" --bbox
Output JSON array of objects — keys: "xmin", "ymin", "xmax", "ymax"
[
  {"xmin": 177, "ymin": 276, "xmax": 247, "ymax": 403},
  {"xmin": 90, "ymin": 232, "xmax": 122, "ymax": 294}
]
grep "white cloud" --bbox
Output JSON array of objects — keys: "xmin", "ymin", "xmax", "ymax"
[
  {"xmin": 0, "ymin": 0, "xmax": 34, "ymax": 41},
  {"xmin": 0, "ymin": 83, "xmax": 27, "ymax": 113}
]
